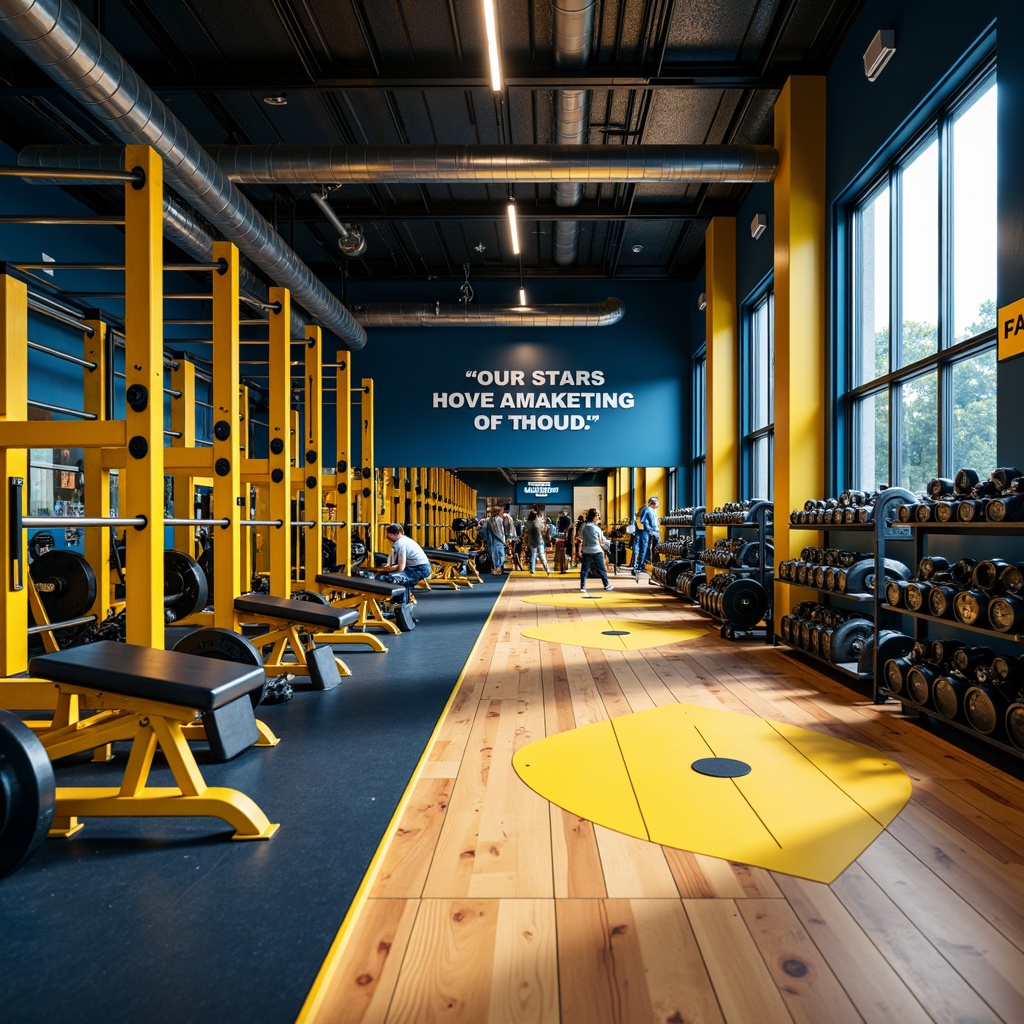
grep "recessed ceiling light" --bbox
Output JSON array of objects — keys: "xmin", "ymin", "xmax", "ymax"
[
  {"xmin": 263, "ymin": 94, "xmax": 288, "ymax": 106},
  {"xmin": 631, "ymin": 244, "xmax": 643, "ymax": 253}
]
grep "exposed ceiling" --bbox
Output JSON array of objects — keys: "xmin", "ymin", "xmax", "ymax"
[{"xmin": 0, "ymin": 0, "xmax": 866, "ymax": 293}]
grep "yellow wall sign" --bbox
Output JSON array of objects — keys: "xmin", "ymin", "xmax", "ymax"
[{"xmin": 998, "ymin": 295, "xmax": 1024, "ymax": 360}]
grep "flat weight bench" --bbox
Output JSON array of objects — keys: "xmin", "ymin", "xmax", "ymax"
[
  {"xmin": 422, "ymin": 547, "xmax": 480, "ymax": 588},
  {"xmin": 233, "ymin": 595, "xmax": 358, "ymax": 689},
  {"xmin": 29, "ymin": 642, "xmax": 278, "ymax": 841},
  {"xmin": 313, "ymin": 574, "xmax": 407, "ymax": 650}
]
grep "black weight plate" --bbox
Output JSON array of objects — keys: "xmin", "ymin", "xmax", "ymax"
[
  {"xmin": 663, "ymin": 560, "xmax": 690, "ymax": 590},
  {"xmin": 0, "ymin": 710, "xmax": 55, "ymax": 879},
  {"xmin": 1006, "ymin": 703, "xmax": 1024, "ymax": 750},
  {"xmin": 861, "ymin": 629, "xmax": 916, "ymax": 677},
  {"xmin": 322, "ymin": 537, "xmax": 338, "ymax": 572},
  {"xmin": 172, "ymin": 628, "xmax": 268, "ymax": 709},
  {"xmin": 163, "ymin": 550, "xmax": 209, "ymax": 622},
  {"xmin": 291, "ymin": 590, "xmax": 331, "ymax": 605},
  {"xmin": 931, "ymin": 676, "xmax": 961, "ymax": 720},
  {"xmin": 393, "ymin": 604, "xmax": 416, "ymax": 631},
  {"xmin": 29, "ymin": 550, "xmax": 97, "ymax": 622},
  {"xmin": 350, "ymin": 541, "xmax": 367, "ymax": 571},
  {"xmin": 830, "ymin": 618, "xmax": 873, "ymax": 663},
  {"xmin": 719, "ymin": 578, "xmax": 768, "ymax": 627}
]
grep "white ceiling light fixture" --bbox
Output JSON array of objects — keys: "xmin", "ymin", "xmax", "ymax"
[
  {"xmin": 482, "ymin": 0, "xmax": 503, "ymax": 92},
  {"xmin": 507, "ymin": 198, "xmax": 521, "ymax": 255},
  {"xmin": 863, "ymin": 29, "xmax": 896, "ymax": 82},
  {"xmin": 519, "ymin": 287, "xmax": 527, "ymax": 306},
  {"xmin": 751, "ymin": 212, "xmax": 767, "ymax": 240},
  {"xmin": 263, "ymin": 94, "xmax": 288, "ymax": 106},
  {"xmin": 698, "ymin": 292, "xmax": 707, "ymax": 311}
]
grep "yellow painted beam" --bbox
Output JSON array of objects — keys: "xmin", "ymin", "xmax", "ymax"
[
  {"xmin": 82, "ymin": 319, "xmax": 112, "ymax": 619},
  {"xmin": 335, "ymin": 351, "xmax": 352, "ymax": 571},
  {"xmin": 705, "ymin": 217, "xmax": 738, "ymax": 554},
  {"xmin": 170, "ymin": 358, "xmax": 197, "ymax": 556},
  {"xmin": 0, "ymin": 420, "xmax": 127, "ymax": 449},
  {"xmin": 123, "ymin": 145, "xmax": 165, "ymax": 648},
  {"xmin": 773, "ymin": 77, "xmax": 826, "ymax": 617},
  {"xmin": 361, "ymin": 377, "xmax": 376, "ymax": 547},
  {"xmin": 303, "ymin": 326, "xmax": 324, "ymax": 585},
  {"xmin": 0, "ymin": 273, "xmax": 29, "ymax": 675},
  {"xmin": 268, "ymin": 288, "xmax": 292, "ymax": 596},
  {"xmin": 212, "ymin": 242, "xmax": 243, "ymax": 627}
]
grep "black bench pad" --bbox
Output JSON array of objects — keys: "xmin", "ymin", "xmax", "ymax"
[
  {"xmin": 423, "ymin": 548, "xmax": 472, "ymax": 563},
  {"xmin": 234, "ymin": 595, "xmax": 359, "ymax": 629},
  {"xmin": 30, "ymin": 641, "xmax": 265, "ymax": 711},
  {"xmin": 314, "ymin": 573, "xmax": 405, "ymax": 599}
]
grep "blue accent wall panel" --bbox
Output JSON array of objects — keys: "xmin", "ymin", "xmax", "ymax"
[{"xmin": 346, "ymin": 279, "xmax": 687, "ymax": 469}]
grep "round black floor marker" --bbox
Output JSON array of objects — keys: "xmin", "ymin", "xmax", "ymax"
[
  {"xmin": 601, "ymin": 630, "xmax": 630, "ymax": 636},
  {"xmin": 691, "ymin": 757, "xmax": 752, "ymax": 778}
]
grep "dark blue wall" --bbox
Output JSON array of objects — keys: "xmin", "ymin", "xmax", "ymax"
[{"xmin": 341, "ymin": 277, "xmax": 689, "ymax": 470}]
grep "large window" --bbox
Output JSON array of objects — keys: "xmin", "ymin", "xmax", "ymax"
[
  {"xmin": 849, "ymin": 67, "xmax": 996, "ymax": 493},
  {"xmin": 692, "ymin": 351, "xmax": 706, "ymax": 506},
  {"xmin": 744, "ymin": 288, "xmax": 774, "ymax": 499}
]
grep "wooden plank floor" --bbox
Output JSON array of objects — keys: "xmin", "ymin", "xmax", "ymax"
[{"xmin": 302, "ymin": 573, "xmax": 1024, "ymax": 1023}]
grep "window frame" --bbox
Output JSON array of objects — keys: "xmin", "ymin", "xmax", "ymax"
[
  {"xmin": 741, "ymin": 283, "xmax": 775, "ymax": 500},
  {"xmin": 845, "ymin": 60, "xmax": 997, "ymax": 493},
  {"xmin": 691, "ymin": 347, "xmax": 706, "ymax": 507}
]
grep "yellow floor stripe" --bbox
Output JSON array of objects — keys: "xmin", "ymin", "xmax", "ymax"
[
  {"xmin": 520, "ymin": 591, "xmax": 666, "ymax": 609},
  {"xmin": 513, "ymin": 703, "xmax": 912, "ymax": 884}
]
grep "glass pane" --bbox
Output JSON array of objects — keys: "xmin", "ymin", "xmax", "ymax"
[
  {"xmin": 900, "ymin": 139, "xmax": 939, "ymax": 366},
  {"xmin": 750, "ymin": 297, "xmax": 771, "ymax": 430},
  {"xmin": 853, "ymin": 393, "xmax": 889, "ymax": 491},
  {"xmin": 952, "ymin": 82, "xmax": 997, "ymax": 341},
  {"xmin": 750, "ymin": 435, "xmax": 770, "ymax": 499},
  {"xmin": 898, "ymin": 370, "xmax": 937, "ymax": 492},
  {"xmin": 855, "ymin": 186, "xmax": 889, "ymax": 384},
  {"xmin": 951, "ymin": 348, "xmax": 997, "ymax": 474},
  {"xmin": 693, "ymin": 357, "xmax": 705, "ymax": 456}
]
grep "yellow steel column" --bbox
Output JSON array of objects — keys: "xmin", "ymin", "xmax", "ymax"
[
  {"xmin": 82, "ymin": 319, "xmax": 112, "ymax": 619},
  {"xmin": 705, "ymin": 216, "xmax": 739, "ymax": 556},
  {"xmin": 211, "ymin": 242, "xmax": 242, "ymax": 628},
  {"xmin": 302, "ymin": 326, "xmax": 324, "ymax": 585},
  {"xmin": 123, "ymin": 145, "xmax": 165, "ymax": 648},
  {"xmin": 170, "ymin": 358, "xmax": 197, "ymax": 557},
  {"xmin": 1, "ymin": 273, "xmax": 28, "ymax": 675},
  {"xmin": 334, "ymin": 352, "xmax": 352, "ymax": 571},
  {"xmin": 644, "ymin": 467, "xmax": 667, "ymax": 504},
  {"xmin": 268, "ymin": 288, "xmax": 292, "ymax": 596},
  {"xmin": 774, "ymin": 77, "xmax": 826, "ymax": 618},
  {"xmin": 361, "ymin": 377, "xmax": 376, "ymax": 547}
]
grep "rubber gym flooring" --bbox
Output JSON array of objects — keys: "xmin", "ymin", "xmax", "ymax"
[{"xmin": 0, "ymin": 576, "xmax": 504, "ymax": 1024}]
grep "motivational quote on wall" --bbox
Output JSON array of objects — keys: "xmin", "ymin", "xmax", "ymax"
[{"xmin": 432, "ymin": 368, "xmax": 635, "ymax": 431}]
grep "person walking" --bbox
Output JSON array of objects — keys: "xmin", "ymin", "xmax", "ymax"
[
  {"xmin": 525, "ymin": 510, "xmax": 552, "ymax": 575},
  {"xmin": 484, "ymin": 507, "xmax": 507, "ymax": 574},
  {"xmin": 579, "ymin": 508, "xmax": 613, "ymax": 594},
  {"xmin": 631, "ymin": 496, "xmax": 661, "ymax": 576}
]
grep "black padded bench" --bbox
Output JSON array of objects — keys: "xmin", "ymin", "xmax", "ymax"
[
  {"xmin": 29, "ymin": 641, "xmax": 278, "ymax": 840},
  {"xmin": 233, "ymin": 594, "xmax": 358, "ymax": 688},
  {"xmin": 314, "ymin": 573, "xmax": 409, "ymax": 645},
  {"xmin": 423, "ymin": 547, "xmax": 480, "ymax": 588}
]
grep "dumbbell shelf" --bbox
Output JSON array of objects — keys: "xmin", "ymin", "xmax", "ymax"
[
  {"xmin": 875, "ymin": 687, "xmax": 1024, "ymax": 760},
  {"xmin": 873, "ymin": 514, "xmax": 1024, "ymax": 763}
]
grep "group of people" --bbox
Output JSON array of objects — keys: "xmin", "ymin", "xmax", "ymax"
[{"xmin": 477, "ymin": 497, "xmax": 661, "ymax": 595}]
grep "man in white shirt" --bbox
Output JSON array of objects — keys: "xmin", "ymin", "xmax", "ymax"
[{"xmin": 366, "ymin": 524, "xmax": 433, "ymax": 603}]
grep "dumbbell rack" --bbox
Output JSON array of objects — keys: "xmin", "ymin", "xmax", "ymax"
[
  {"xmin": 775, "ymin": 520, "xmax": 878, "ymax": 682},
  {"xmin": 697, "ymin": 502, "xmax": 774, "ymax": 643},
  {"xmin": 876, "ymin": 520, "xmax": 1024, "ymax": 759},
  {"xmin": 651, "ymin": 508, "xmax": 704, "ymax": 590}
]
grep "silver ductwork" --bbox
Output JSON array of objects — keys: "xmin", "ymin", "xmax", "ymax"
[
  {"xmin": 354, "ymin": 298, "xmax": 623, "ymax": 328},
  {"xmin": 0, "ymin": 0, "xmax": 366, "ymax": 349},
  {"xmin": 552, "ymin": 0, "xmax": 596, "ymax": 266},
  {"xmin": 205, "ymin": 144, "xmax": 779, "ymax": 185}
]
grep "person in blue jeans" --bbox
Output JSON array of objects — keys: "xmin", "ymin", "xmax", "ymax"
[
  {"xmin": 631, "ymin": 496, "xmax": 660, "ymax": 576},
  {"xmin": 366, "ymin": 524, "xmax": 433, "ymax": 602},
  {"xmin": 578, "ymin": 507, "xmax": 613, "ymax": 594}
]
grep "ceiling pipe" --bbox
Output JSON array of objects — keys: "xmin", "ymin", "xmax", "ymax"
[
  {"xmin": 552, "ymin": 0, "xmax": 596, "ymax": 267},
  {"xmin": 353, "ymin": 298, "xmax": 623, "ymax": 328},
  {"xmin": 0, "ymin": 0, "xmax": 367, "ymax": 349},
  {"xmin": 310, "ymin": 189, "xmax": 368, "ymax": 258},
  {"xmin": 203, "ymin": 144, "xmax": 779, "ymax": 184}
]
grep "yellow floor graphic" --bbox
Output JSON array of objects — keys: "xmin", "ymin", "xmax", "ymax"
[
  {"xmin": 521, "ymin": 590, "xmax": 666, "ymax": 610},
  {"xmin": 522, "ymin": 617, "xmax": 706, "ymax": 651},
  {"xmin": 512, "ymin": 703, "xmax": 912, "ymax": 883}
]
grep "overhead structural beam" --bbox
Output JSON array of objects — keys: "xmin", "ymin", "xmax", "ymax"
[{"xmin": 205, "ymin": 144, "xmax": 779, "ymax": 185}]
